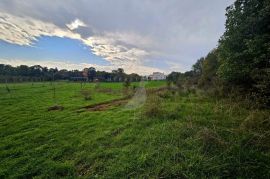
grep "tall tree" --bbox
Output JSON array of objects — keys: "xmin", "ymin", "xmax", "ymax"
[
  {"xmin": 88, "ymin": 67, "xmax": 97, "ymax": 81},
  {"xmin": 192, "ymin": 57, "xmax": 204, "ymax": 76},
  {"xmin": 218, "ymin": 0, "xmax": 270, "ymax": 86},
  {"xmin": 199, "ymin": 49, "xmax": 219, "ymax": 87}
]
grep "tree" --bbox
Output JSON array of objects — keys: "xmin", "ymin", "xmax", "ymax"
[
  {"xmin": 198, "ymin": 49, "xmax": 219, "ymax": 87},
  {"xmin": 17, "ymin": 65, "xmax": 30, "ymax": 76},
  {"xmin": 117, "ymin": 68, "xmax": 124, "ymax": 74},
  {"xmin": 192, "ymin": 57, "xmax": 204, "ymax": 76},
  {"xmin": 123, "ymin": 78, "xmax": 131, "ymax": 88},
  {"xmin": 167, "ymin": 72, "xmax": 182, "ymax": 84},
  {"xmin": 0, "ymin": 64, "xmax": 143, "ymax": 83},
  {"xmin": 218, "ymin": 0, "xmax": 270, "ymax": 87},
  {"xmin": 88, "ymin": 67, "xmax": 96, "ymax": 82}
]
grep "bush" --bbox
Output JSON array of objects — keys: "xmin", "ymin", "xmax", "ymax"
[
  {"xmin": 144, "ymin": 96, "xmax": 164, "ymax": 118},
  {"xmin": 94, "ymin": 82, "xmax": 101, "ymax": 89},
  {"xmin": 157, "ymin": 90, "xmax": 173, "ymax": 99},
  {"xmin": 240, "ymin": 111, "xmax": 270, "ymax": 133},
  {"xmin": 5, "ymin": 85, "xmax": 10, "ymax": 93},
  {"xmin": 81, "ymin": 90, "xmax": 92, "ymax": 100},
  {"xmin": 197, "ymin": 128, "xmax": 226, "ymax": 153},
  {"xmin": 240, "ymin": 111, "xmax": 270, "ymax": 151},
  {"xmin": 123, "ymin": 78, "xmax": 131, "ymax": 88},
  {"xmin": 250, "ymin": 68, "xmax": 270, "ymax": 108}
]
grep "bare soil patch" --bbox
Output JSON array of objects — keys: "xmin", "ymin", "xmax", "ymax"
[
  {"xmin": 48, "ymin": 105, "xmax": 64, "ymax": 111},
  {"xmin": 82, "ymin": 96, "xmax": 132, "ymax": 112}
]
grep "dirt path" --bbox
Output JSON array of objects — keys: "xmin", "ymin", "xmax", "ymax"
[
  {"xmin": 81, "ymin": 96, "xmax": 132, "ymax": 112},
  {"xmin": 79, "ymin": 87, "xmax": 167, "ymax": 112}
]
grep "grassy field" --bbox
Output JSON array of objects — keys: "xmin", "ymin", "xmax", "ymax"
[{"xmin": 0, "ymin": 81, "xmax": 269, "ymax": 178}]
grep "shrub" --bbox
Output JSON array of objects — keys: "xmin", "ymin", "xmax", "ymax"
[
  {"xmin": 94, "ymin": 82, "xmax": 101, "ymax": 89},
  {"xmin": 157, "ymin": 90, "xmax": 173, "ymax": 99},
  {"xmin": 240, "ymin": 111, "xmax": 270, "ymax": 151},
  {"xmin": 197, "ymin": 128, "xmax": 226, "ymax": 153},
  {"xmin": 250, "ymin": 68, "xmax": 270, "ymax": 108},
  {"xmin": 5, "ymin": 85, "xmax": 10, "ymax": 93},
  {"xmin": 81, "ymin": 90, "xmax": 92, "ymax": 100},
  {"xmin": 164, "ymin": 106, "xmax": 181, "ymax": 120},
  {"xmin": 144, "ymin": 96, "xmax": 164, "ymax": 118},
  {"xmin": 123, "ymin": 78, "xmax": 131, "ymax": 89},
  {"xmin": 240, "ymin": 111, "xmax": 270, "ymax": 133},
  {"xmin": 166, "ymin": 80, "xmax": 172, "ymax": 90}
]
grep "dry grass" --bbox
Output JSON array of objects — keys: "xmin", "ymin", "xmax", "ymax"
[
  {"xmin": 240, "ymin": 111, "xmax": 270, "ymax": 133},
  {"xmin": 144, "ymin": 95, "xmax": 164, "ymax": 118},
  {"xmin": 197, "ymin": 128, "xmax": 227, "ymax": 153}
]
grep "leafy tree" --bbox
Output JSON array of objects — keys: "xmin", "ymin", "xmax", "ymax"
[
  {"xmin": 198, "ymin": 49, "xmax": 219, "ymax": 87},
  {"xmin": 88, "ymin": 67, "xmax": 96, "ymax": 81},
  {"xmin": 0, "ymin": 64, "xmax": 143, "ymax": 83},
  {"xmin": 192, "ymin": 57, "xmax": 204, "ymax": 76},
  {"xmin": 218, "ymin": 0, "xmax": 270, "ymax": 87},
  {"xmin": 167, "ymin": 72, "xmax": 182, "ymax": 84},
  {"xmin": 123, "ymin": 78, "xmax": 131, "ymax": 88}
]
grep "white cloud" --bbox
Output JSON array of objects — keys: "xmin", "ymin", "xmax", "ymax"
[
  {"xmin": 0, "ymin": 12, "xmax": 158, "ymax": 74},
  {"xmin": 166, "ymin": 61, "xmax": 189, "ymax": 73},
  {"xmin": 84, "ymin": 34, "xmax": 149, "ymax": 65},
  {"xmin": 0, "ymin": 12, "xmax": 82, "ymax": 46},
  {"xmin": 0, "ymin": 0, "xmax": 234, "ymax": 74},
  {"xmin": 66, "ymin": 19, "xmax": 86, "ymax": 30}
]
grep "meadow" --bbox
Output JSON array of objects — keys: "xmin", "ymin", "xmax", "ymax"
[{"xmin": 0, "ymin": 81, "xmax": 269, "ymax": 178}]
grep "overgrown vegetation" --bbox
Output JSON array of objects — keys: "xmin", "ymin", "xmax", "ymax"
[
  {"xmin": 0, "ymin": 81, "xmax": 269, "ymax": 178},
  {"xmin": 81, "ymin": 89, "xmax": 92, "ymax": 100},
  {"xmin": 167, "ymin": 0, "xmax": 270, "ymax": 108},
  {"xmin": 0, "ymin": 0, "xmax": 269, "ymax": 178}
]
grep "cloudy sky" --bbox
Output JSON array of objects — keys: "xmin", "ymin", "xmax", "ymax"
[{"xmin": 0, "ymin": 0, "xmax": 234, "ymax": 75}]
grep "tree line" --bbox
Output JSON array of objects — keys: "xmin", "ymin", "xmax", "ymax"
[
  {"xmin": 0, "ymin": 64, "xmax": 141, "ymax": 83},
  {"xmin": 167, "ymin": 0, "xmax": 270, "ymax": 107}
]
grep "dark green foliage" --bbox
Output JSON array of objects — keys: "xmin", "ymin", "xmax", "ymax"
[
  {"xmin": 217, "ymin": 0, "xmax": 270, "ymax": 106},
  {"xmin": 86, "ymin": 67, "xmax": 97, "ymax": 81},
  {"xmin": 166, "ymin": 72, "xmax": 183, "ymax": 84},
  {"xmin": 218, "ymin": 0, "xmax": 270, "ymax": 87},
  {"xmin": 250, "ymin": 68, "xmax": 270, "ymax": 107},
  {"xmin": 0, "ymin": 64, "xmax": 142, "ymax": 83},
  {"xmin": 192, "ymin": 57, "xmax": 204, "ymax": 76},
  {"xmin": 198, "ymin": 49, "xmax": 219, "ymax": 88},
  {"xmin": 168, "ymin": 0, "xmax": 270, "ymax": 106},
  {"xmin": 123, "ymin": 78, "xmax": 131, "ymax": 88}
]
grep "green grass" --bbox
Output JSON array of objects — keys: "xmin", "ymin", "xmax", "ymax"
[{"xmin": 0, "ymin": 81, "xmax": 269, "ymax": 178}]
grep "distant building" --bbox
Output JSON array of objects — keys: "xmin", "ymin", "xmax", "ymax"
[{"xmin": 149, "ymin": 72, "xmax": 166, "ymax": 80}]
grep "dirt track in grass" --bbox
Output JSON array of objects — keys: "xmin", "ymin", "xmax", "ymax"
[
  {"xmin": 80, "ymin": 87, "xmax": 167, "ymax": 112},
  {"xmin": 82, "ymin": 96, "xmax": 132, "ymax": 111}
]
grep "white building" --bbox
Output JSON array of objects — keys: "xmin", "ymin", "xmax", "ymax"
[{"xmin": 149, "ymin": 72, "xmax": 166, "ymax": 80}]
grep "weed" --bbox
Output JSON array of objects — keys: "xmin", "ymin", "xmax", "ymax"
[
  {"xmin": 144, "ymin": 96, "xmax": 164, "ymax": 118},
  {"xmin": 81, "ymin": 89, "xmax": 92, "ymax": 100},
  {"xmin": 157, "ymin": 90, "xmax": 173, "ymax": 99},
  {"xmin": 197, "ymin": 128, "xmax": 226, "ymax": 153},
  {"xmin": 240, "ymin": 110, "xmax": 270, "ymax": 133}
]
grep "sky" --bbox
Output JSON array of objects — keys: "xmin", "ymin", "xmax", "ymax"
[{"xmin": 0, "ymin": 0, "xmax": 234, "ymax": 75}]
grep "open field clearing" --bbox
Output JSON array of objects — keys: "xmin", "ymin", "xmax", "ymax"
[{"xmin": 0, "ymin": 81, "xmax": 269, "ymax": 178}]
